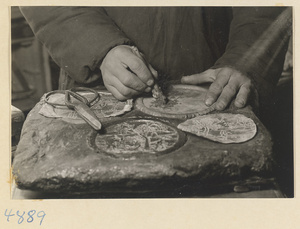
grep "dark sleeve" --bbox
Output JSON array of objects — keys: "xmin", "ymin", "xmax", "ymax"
[
  {"xmin": 20, "ymin": 6, "xmax": 133, "ymax": 84},
  {"xmin": 212, "ymin": 7, "xmax": 292, "ymax": 96}
]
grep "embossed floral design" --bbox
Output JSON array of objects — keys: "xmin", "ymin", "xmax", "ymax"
[{"xmin": 95, "ymin": 120, "xmax": 180, "ymax": 154}]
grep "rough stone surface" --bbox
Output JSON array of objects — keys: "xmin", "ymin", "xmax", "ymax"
[{"xmin": 13, "ymin": 94, "xmax": 273, "ymax": 194}]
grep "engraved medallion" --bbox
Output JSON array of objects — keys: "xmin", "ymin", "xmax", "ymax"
[
  {"xmin": 135, "ymin": 84, "xmax": 214, "ymax": 119},
  {"xmin": 177, "ymin": 113, "xmax": 257, "ymax": 143},
  {"xmin": 89, "ymin": 119, "xmax": 186, "ymax": 158}
]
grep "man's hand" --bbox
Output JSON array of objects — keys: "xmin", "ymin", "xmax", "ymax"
[
  {"xmin": 181, "ymin": 67, "xmax": 252, "ymax": 110},
  {"xmin": 100, "ymin": 45, "xmax": 157, "ymax": 100}
]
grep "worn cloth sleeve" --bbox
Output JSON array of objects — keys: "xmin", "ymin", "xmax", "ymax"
[
  {"xmin": 212, "ymin": 7, "xmax": 292, "ymax": 101},
  {"xmin": 20, "ymin": 7, "xmax": 133, "ymax": 84}
]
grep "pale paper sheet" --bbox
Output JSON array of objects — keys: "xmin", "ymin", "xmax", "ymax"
[
  {"xmin": 178, "ymin": 113, "xmax": 257, "ymax": 143},
  {"xmin": 2, "ymin": 1, "xmax": 299, "ymax": 229},
  {"xmin": 39, "ymin": 91, "xmax": 133, "ymax": 119}
]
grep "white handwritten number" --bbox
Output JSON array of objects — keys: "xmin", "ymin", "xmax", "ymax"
[
  {"xmin": 4, "ymin": 209, "xmax": 15, "ymax": 222},
  {"xmin": 37, "ymin": 211, "xmax": 46, "ymax": 225},
  {"xmin": 27, "ymin": 210, "xmax": 36, "ymax": 223},
  {"xmin": 16, "ymin": 210, "xmax": 25, "ymax": 224}
]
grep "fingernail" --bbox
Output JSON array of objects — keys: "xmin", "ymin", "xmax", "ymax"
[
  {"xmin": 235, "ymin": 99, "xmax": 245, "ymax": 107},
  {"xmin": 216, "ymin": 103, "xmax": 225, "ymax": 110},
  {"xmin": 205, "ymin": 98, "xmax": 213, "ymax": 106},
  {"xmin": 147, "ymin": 79, "xmax": 154, "ymax": 86},
  {"xmin": 145, "ymin": 87, "xmax": 151, "ymax": 93}
]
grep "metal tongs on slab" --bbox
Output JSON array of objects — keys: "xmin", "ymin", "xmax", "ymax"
[{"xmin": 45, "ymin": 87, "xmax": 102, "ymax": 130}]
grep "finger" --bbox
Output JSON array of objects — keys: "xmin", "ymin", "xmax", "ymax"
[
  {"xmin": 106, "ymin": 85, "xmax": 128, "ymax": 101},
  {"xmin": 104, "ymin": 74, "xmax": 141, "ymax": 99},
  {"xmin": 131, "ymin": 46, "xmax": 144, "ymax": 59},
  {"xmin": 205, "ymin": 69, "xmax": 232, "ymax": 106},
  {"xmin": 112, "ymin": 77, "xmax": 141, "ymax": 99},
  {"xmin": 123, "ymin": 56, "xmax": 154, "ymax": 87},
  {"xmin": 147, "ymin": 63, "xmax": 158, "ymax": 79},
  {"xmin": 181, "ymin": 69, "xmax": 217, "ymax": 84},
  {"xmin": 214, "ymin": 81, "xmax": 239, "ymax": 110},
  {"xmin": 111, "ymin": 62, "xmax": 148, "ymax": 92},
  {"xmin": 132, "ymin": 49, "xmax": 158, "ymax": 80},
  {"xmin": 234, "ymin": 84, "xmax": 251, "ymax": 108}
]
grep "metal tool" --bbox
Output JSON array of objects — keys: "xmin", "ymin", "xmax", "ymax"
[
  {"xmin": 130, "ymin": 46, "xmax": 168, "ymax": 104},
  {"xmin": 45, "ymin": 87, "xmax": 102, "ymax": 130}
]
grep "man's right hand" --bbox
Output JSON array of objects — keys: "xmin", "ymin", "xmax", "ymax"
[{"xmin": 100, "ymin": 45, "xmax": 157, "ymax": 100}]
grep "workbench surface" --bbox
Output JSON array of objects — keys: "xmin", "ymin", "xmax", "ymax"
[{"xmin": 12, "ymin": 88, "xmax": 275, "ymax": 198}]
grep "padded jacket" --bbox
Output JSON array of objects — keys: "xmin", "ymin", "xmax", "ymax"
[{"xmin": 20, "ymin": 7, "xmax": 291, "ymax": 106}]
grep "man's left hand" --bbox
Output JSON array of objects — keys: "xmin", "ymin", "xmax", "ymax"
[{"xmin": 181, "ymin": 67, "xmax": 252, "ymax": 110}]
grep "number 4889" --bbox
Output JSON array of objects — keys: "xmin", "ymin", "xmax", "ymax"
[{"xmin": 4, "ymin": 209, "xmax": 46, "ymax": 225}]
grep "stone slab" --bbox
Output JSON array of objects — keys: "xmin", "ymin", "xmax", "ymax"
[{"xmin": 12, "ymin": 90, "xmax": 273, "ymax": 194}]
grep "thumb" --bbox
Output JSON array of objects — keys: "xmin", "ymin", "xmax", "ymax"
[
  {"xmin": 131, "ymin": 47, "xmax": 158, "ymax": 79},
  {"xmin": 147, "ymin": 63, "xmax": 158, "ymax": 79},
  {"xmin": 181, "ymin": 69, "xmax": 217, "ymax": 84}
]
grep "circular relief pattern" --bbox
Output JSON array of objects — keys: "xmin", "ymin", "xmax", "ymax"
[
  {"xmin": 135, "ymin": 84, "xmax": 214, "ymax": 119},
  {"xmin": 89, "ymin": 119, "xmax": 185, "ymax": 158},
  {"xmin": 177, "ymin": 113, "xmax": 257, "ymax": 144}
]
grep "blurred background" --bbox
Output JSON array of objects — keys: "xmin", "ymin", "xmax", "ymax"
[{"xmin": 11, "ymin": 6, "xmax": 60, "ymax": 114}]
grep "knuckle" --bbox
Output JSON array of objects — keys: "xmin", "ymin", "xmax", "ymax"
[
  {"xmin": 216, "ymin": 73, "xmax": 228, "ymax": 79},
  {"xmin": 224, "ymin": 84, "xmax": 237, "ymax": 94},
  {"xmin": 218, "ymin": 68, "xmax": 232, "ymax": 76},
  {"xmin": 122, "ymin": 76, "xmax": 133, "ymax": 86},
  {"xmin": 122, "ymin": 88, "xmax": 132, "ymax": 97},
  {"xmin": 140, "ymin": 70, "xmax": 151, "ymax": 78},
  {"xmin": 131, "ymin": 82, "xmax": 145, "ymax": 91},
  {"xmin": 111, "ymin": 46, "xmax": 123, "ymax": 56},
  {"xmin": 131, "ymin": 62, "xmax": 151, "ymax": 79},
  {"xmin": 138, "ymin": 72, "xmax": 152, "ymax": 83},
  {"xmin": 219, "ymin": 92, "xmax": 232, "ymax": 102},
  {"xmin": 130, "ymin": 59, "xmax": 143, "ymax": 70},
  {"xmin": 210, "ymin": 83, "xmax": 223, "ymax": 92},
  {"xmin": 122, "ymin": 76, "xmax": 145, "ymax": 91}
]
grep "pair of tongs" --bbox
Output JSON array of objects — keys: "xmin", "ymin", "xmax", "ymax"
[{"xmin": 45, "ymin": 87, "xmax": 102, "ymax": 130}]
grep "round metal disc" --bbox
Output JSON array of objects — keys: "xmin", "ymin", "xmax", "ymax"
[{"xmin": 135, "ymin": 84, "xmax": 214, "ymax": 119}]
